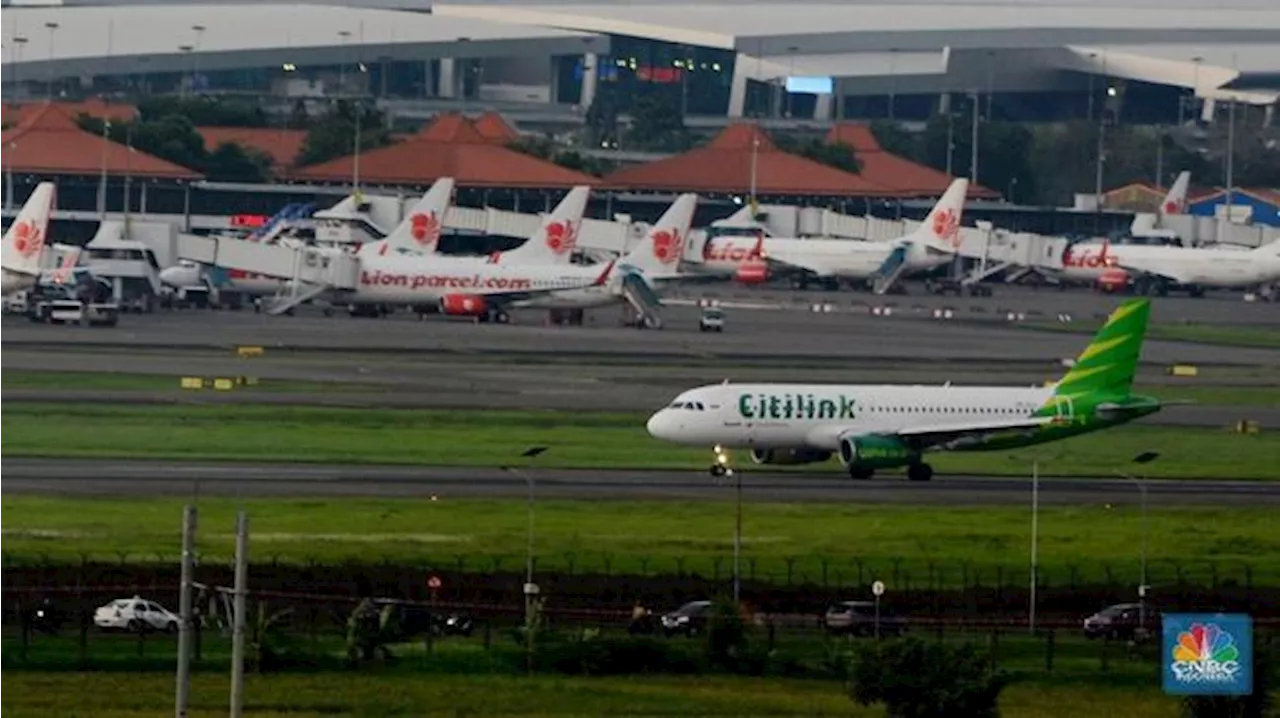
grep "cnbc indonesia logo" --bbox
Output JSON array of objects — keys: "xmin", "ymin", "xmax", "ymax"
[{"xmin": 1164, "ymin": 615, "xmax": 1252, "ymax": 696}]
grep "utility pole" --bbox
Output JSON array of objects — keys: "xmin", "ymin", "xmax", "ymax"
[
  {"xmin": 1029, "ymin": 458, "xmax": 1039, "ymax": 634},
  {"xmin": 229, "ymin": 512, "xmax": 249, "ymax": 718},
  {"xmin": 733, "ymin": 467, "xmax": 743, "ymax": 605},
  {"xmin": 175, "ymin": 506, "xmax": 197, "ymax": 718}
]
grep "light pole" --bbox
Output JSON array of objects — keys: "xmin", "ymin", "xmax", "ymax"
[
  {"xmin": 44, "ymin": 22, "xmax": 59, "ymax": 99},
  {"xmin": 1115, "ymin": 451, "xmax": 1159, "ymax": 636},
  {"xmin": 178, "ymin": 45, "xmax": 194, "ymax": 98},
  {"xmin": 712, "ymin": 447, "xmax": 741, "ymax": 605},
  {"xmin": 1029, "ymin": 457, "xmax": 1039, "ymax": 634},
  {"xmin": 338, "ymin": 30, "xmax": 352, "ymax": 94},
  {"xmin": 505, "ymin": 445, "xmax": 549, "ymax": 676},
  {"xmin": 191, "ymin": 25, "xmax": 206, "ymax": 94}
]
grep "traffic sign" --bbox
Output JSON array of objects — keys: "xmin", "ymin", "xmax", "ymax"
[
  {"xmin": 872, "ymin": 580, "xmax": 885, "ymax": 597},
  {"xmin": 427, "ymin": 575, "xmax": 442, "ymax": 590}
]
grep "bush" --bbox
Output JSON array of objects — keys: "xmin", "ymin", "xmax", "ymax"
[
  {"xmin": 850, "ymin": 637, "xmax": 1010, "ymax": 718},
  {"xmin": 705, "ymin": 596, "xmax": 749, "ymax": 670},
  {"xmin": 539, "ymin": 630, "xmax": 700, "ymax": 676}
]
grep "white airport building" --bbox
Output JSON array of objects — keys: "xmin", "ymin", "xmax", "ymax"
[{"xmin": 3, "ymin": 0, "xmax": 1278, "ymax": 124}]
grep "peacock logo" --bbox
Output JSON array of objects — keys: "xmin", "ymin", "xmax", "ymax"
[{"xmin": 1169, "ymin": 622, "xmax": 1242, "ymax": 686}]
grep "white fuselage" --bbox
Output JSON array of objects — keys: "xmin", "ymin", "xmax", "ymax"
[
  {"xmin": 1061, "ymin": 241, "xmax": 1280, "ymax": 287},
  {"xmin": 2, "ymin": 268, "xmax": 38, "ymax": 296},
  {"xmin": 699, "ymin": 236, "xmax": 945, "ymax": 279},
  {"xmin": 646, "ymin": 383, "xmax": 1055, "ymax": 450},
  {"xmin": 344, "ymin": 252, "xmax": 604, "ymax": 305}
]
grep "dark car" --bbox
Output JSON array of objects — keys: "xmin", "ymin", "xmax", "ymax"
[
  {"xmin": 660, "ymin": 600, "xmax": 713, "ymax": 637},
  {"xmin": 823, "ymin": 601, "xmax": 908, "ymax": 637},
  {"xmin": 27, "ymin": 598, "xmax": 70, "ymax": 635},
  {"xmin": 1083, "ymin": 602, "xmax": 1157, "ymax": 640}
]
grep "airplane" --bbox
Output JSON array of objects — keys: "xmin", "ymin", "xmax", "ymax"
[
  {"xmin": 375, "ymin": 182, "xmax": 588, "ymax": 267},
  {"xmin": 693, "ymin": 178, "xmax": 970, "ymax": 288},
  {"xmin": 510, "ymin": 193, "xmax": 697, "ymax": 313},
  {"xmin": 1105, "ymin": 239, "xmax": 1280, "ymax": 296},
  {"xmin": 1061, "ymin": 171, "xmax": 1193, "ymax": 285},
  {"xmin": 337, "ymin": 186, "xmax": 627, "ymax": 323},
  {"xmin": 2, "ymin": 182, "xmax": 56, "ymax": 296},
  {"xmin": 646, "ymin": 298, "xmax": 1166, "ymax": 482}
]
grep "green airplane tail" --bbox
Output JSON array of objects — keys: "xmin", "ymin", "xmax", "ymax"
[{"xmin": 1049, "ymin": 298, "xmax": 1151, "ymax": 403}]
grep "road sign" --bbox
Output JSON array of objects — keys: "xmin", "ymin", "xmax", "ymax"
[
  {"xmin": 427, "ymin": 575, "xmax": 442, "ymax": 590},
  {"xmin": 872, "ymin": 580, "xmax": 885, "ymax": 597}
]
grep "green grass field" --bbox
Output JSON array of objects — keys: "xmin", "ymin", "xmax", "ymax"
[
  {"xmin": 1023, "ymin": 320, "xmax": 1280, "ymax": 349},
  {"xmin": 7, "ymin": 368, "xmax": 1280, "ymax": 407},
  {"xmin": 2, "ymin": 403, "xmax": 1276, "ymax": 479},
  {"xmin": 0, "ymin": 668, "xmax": 1180, "ymax": 718},
  {"xmin": 5, "ymin": 496, "xmax": 1274, "ymax": 586}
]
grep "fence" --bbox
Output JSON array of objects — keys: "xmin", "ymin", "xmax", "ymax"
[
  {"xmin": 5, "ymin": 583, "xmax": 1276, "ymax": 686},
  {"xmin": 4, "ymin": 552, "xmax": 1276, "ymax": 622}
]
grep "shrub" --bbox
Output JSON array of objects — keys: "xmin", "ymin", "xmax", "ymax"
[
  {"xmin": 850, "ymin": 637, "xmax": 1010, "ymax": 718},
  {"xmin": 539, "ymin": 630, "xmax": 700, "ymax": 676},
  {"xmin": 1182, "ymin": 640, "xmax": 1275, "ymax": 718}
]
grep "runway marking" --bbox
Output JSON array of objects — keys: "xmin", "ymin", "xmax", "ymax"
[{"xmin": 223, "ymin": 532, "xmax": 473, "ymax": 544}]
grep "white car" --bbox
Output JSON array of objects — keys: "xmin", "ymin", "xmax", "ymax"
[{"xmin": 94, "ymin": 596, "xmax": 180, "ymax": 633}]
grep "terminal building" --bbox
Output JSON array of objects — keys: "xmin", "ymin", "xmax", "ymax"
[{"xmin": 3, "ymin": 0, "xmax": 1278, "ymax": 126}]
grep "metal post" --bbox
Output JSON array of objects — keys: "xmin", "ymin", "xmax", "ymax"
[
  {"xmin": 353, "ymin": 101, "xmax": 362, "ymax": 194},
  {"xmin": 733, "ymin": 469, "xmax": 742, "ymax": 605},
  {"xmin": 748, "ymin": 134, "xmax": 759, "ymax": 213},
  {"xmin": 1029, "ymin": 459, "xmax": 1039, "ymax": 634},
  {"xmin": 1138, "ymin": 475, "xmax": 1148, "ymax": 630},
  {"xmin": 1155, "ymin": 130, "xmax": 1164, "ymax": 188},
  {"xmin": 175, "ymin": 505, "xmax": 197, "ymax": 718},
  {"xmin": 970, "ymin": 92, "xmax": 979, "ymax": 185},
  {"xmin": 1225, "ymin": 98, "xmax": 1235, "ymax": 221},
  {"xmin": 525, "ymin": 465, "xmax": 534, "ymax": 676},
  {"xmin": 229, "ymin": 512, "xmax": 249, "ymax": 718}
]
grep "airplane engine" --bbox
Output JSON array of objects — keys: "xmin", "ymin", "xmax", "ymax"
[
  {"xmin": 1097, "ymin": 268, "xmax": 1130, "ymax": 293},
  {"xmin": 735, "ymin": 262, "xmax": 769, "ymax": 284},
  {"xmin": 750, "ymin": 448, "xmax": 832, "ymax": 465},
  {"xmin": 838, "ymin": 434, "xmax": 914, "ymax": 470},
  {"xmin": 439, "ymin": 294, "xmax": 488, "ymax": 317}
]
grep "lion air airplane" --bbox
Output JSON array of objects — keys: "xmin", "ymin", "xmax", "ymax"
[
  {"xmin": 2, "ymin": 182, "xmax": 56, "ymax": 296},
  {"xmin": 377, "ymin": 182, "xmax": 589, "ymax": 268},
  {"xmin": 511, "ymin": 193, "xmax": 697, "ymax": 311},
  {"xmin": 1061, "ymin": 171, "xmax": 1194, "ymax": 285},
  {"xmin": 695, "ymin": 178, "xmax": 969, "ymax": 286}
]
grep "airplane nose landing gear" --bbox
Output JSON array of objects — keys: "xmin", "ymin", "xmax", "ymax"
[{"xmin": 709, "ymin": 446, "xmax": 733, "ymax": 478}]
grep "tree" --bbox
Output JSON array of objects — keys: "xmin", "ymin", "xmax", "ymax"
[
  {"xmin": 296, "ymin": 100, "xmax": 392, "ymax": 167},
  {"xmin": 775, "ymin": 134, "xmax": 862, "ymax": 174},
  {"xmin": 507, "ymin": 134, "xmax": 616, "ymax": 177},
  {"xmin": 869, "ymin": 120, "xmax": 921, "ymax": 162},
  {"xmin": 137, "ymin": 96, "xmax": 268, "ymax": 127},
  {"xmin": 625, "ymin": 88, "xmax": 689, "ymax": 152},
  {"xmin": 584, "ymin": 86, "xmax": 621, "ymax": 149},
  {"xmin": 75, "ymin": 112, "xmax": 270, "ymax": 182},
  {"xmin": 850, "ymin": 637, "xmax": 1011, "ymax": 718}
]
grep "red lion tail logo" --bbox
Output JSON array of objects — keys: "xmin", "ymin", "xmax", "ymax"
[
  {"xmin": 545, "ymin": 220, "xmax": 578, "ymax": 255},
  {"xmin": 12, "ymin": 220, "xmax": 44, "ymax": 258},
  {"xmin": 930, "ymin": 208, "xmax": 960, "ymax": 247},
  {"xmin": 651, "ymin": 228, "xmax": 683, "ymax": 265},
  {"xmin": 409, "ymin": 211, "xmax": 442, "ymax": 247},
  {"xmin": 1162, "ymin": 200, "xmax": 1181, "ymax": 215}
]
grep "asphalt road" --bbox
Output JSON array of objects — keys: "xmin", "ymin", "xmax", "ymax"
[{"xmin": 4, "ymin": 458, "xmax": 1277, "ymax": 506}]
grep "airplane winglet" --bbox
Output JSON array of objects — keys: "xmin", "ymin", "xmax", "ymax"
[{"xmin": 593, "ymin": 258, "xmax": 617, "ymax": 286}]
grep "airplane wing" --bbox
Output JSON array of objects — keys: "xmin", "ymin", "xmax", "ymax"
[
  {"xmin": 805, "ymin": 416, "xmax": 1060, "ymax": 452},
  {"xmin": 1113, "ymin": 260, "xmax": 1192, "ymax": 285},
  {"xmin": 478, "ymin": 259, "xmax": 617, "ymax": 307},
  {"xmin": 761, "ymin": 252, "xmax": 836, "ymax": 278}
]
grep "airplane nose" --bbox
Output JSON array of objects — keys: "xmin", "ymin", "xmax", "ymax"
[{"xmin": 646, "ymin": 411, "xmax": 673, "ymax": 439}]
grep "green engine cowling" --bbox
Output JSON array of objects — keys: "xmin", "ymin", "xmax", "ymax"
[{"xmin": 839, "ymin": 434, "xmax": 915, "ymax": 470}]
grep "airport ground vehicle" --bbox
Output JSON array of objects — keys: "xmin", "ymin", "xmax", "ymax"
[
  {"xmin": 699, "ymin": 307, "xmax": 726, "ymax": 332},
  {"xmin": 823, "ymin": 601, "xmax": 908, "ymax": 636},
  {"xmin": 93, "ymin": 597, "xmax": 179, "ymax": 633},
  {"xmin": 28, "ymin": 298, "xmax": 120, "ymax": 326}
]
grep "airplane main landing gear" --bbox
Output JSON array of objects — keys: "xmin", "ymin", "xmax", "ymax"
[
  {"xmin": 906, "ymin": 463, "xmax": 934, "ymax": 482},
  {"xmin": 847, "ymin": 466, "xmax": 874, "ymax": 480}
]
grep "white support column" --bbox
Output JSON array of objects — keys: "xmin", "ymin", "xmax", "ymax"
[
  {"xmin": 579, "ymin": 52, "xmax": 598, "ymax": 108},
  {"xmin": 438, "ymin": 57, "xmax": 456, "ymax": 99},
  {"xmin": 727, "ymin": 53, "xmax": 750, "ymax": 118},
  {"xmin": 814, "ymin": 92, "xmax": 833, "ymax": 120}
]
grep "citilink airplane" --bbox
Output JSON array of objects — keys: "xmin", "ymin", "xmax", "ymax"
[{"xmin": 646, "ymin": 299, "xmax": 1164, "ymax": 481}]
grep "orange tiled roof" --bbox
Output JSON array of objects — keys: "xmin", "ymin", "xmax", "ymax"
[
  {"xmin": 473, "ymin": 111, "xmax": 520, "ymax": 144},
  {"xmin": 198, "ymin": 126, "xmax": 307, "ymax": 168},
  {"xmin": 1, "ymin": 102, "xmax": 200, "ymax": 180},
  {"xmin": 2, "ymin": 99, "xmax": 137, "ymax": 129},
  {"xmin": 605, "ymin": 123, "xmax": 894, "ymax": 197},
  {"xmin": 825, "ymin": 123, "xmax": 997, "ymax": 198},
  {"xmin": 292, "ymin": 112, "xmax": 598, "ymax": 189}
]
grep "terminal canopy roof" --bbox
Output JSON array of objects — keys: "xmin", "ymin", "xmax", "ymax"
[
  {"xmin": 826, "ymin": 124, "xmax": 997, "ymax": 199},
  {"xmin": 1, "ymin": 102, "xmax": 202, "ymax": 180},
  {"xmin": 605, "ymin": 123, "xmax": 896, "ymax": 198},
  {"xmin": 291, "ymin": 112, "xmax": 601, "ymax": 189}
]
